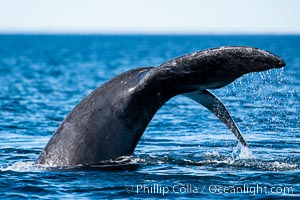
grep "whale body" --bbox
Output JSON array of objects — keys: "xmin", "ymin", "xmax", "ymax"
[{"xmin": 36, "ymin": 46, "xmax": 285, "ymax": 167}]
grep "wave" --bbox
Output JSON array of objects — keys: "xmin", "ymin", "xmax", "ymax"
[{"xmin": 1, "ymin": 146, "xmax": 298, "ymax": 172}]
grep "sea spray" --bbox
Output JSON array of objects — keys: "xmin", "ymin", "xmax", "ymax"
[
  {"xmin": 231, "ymin": 144, "xmax": 256, "ymax": 160},
  {"xmin": 0, "ymin": 161, "xmax": 37, "ymax": 172}
]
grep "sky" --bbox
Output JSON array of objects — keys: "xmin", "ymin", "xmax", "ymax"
[{"xmin": 0, "ymin": 0, "xmax": 299, "ymax": 34}]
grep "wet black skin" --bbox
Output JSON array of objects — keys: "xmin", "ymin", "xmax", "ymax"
[{"xmin": 36, "ymin": 46, "xmax": 285, "ymax": 167}]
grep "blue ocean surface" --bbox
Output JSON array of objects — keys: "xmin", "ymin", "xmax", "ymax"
[{"xmin": 0, "ymin": 35, "xmax": 299, "ymax": 199}]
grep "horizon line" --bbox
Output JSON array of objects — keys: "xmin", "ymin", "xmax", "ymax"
[{"xmin": 0, "ymin": 30, "xmax": 300, "ymax": 36}]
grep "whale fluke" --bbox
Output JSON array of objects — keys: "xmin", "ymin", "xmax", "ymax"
[
  {"xmin": 36, "ymin": 46, "xmax": 285, "ymax": 167},
  {"xmin": 136, "ymin": 46, "xmax": 285, "ymax": 92},
  {"xmin": 184, "ymin": 90, "xmax": 247, "ymax": 147}
]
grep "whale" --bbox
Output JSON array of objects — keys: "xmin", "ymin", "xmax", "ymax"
[{"xmin": 36, "ymin": 46, "xmax": 285, "ymax": 167}]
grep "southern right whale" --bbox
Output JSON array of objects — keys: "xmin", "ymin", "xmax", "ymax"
[{"xmin": 36, "ymin": 46, "xmax": 285, "ymax": 167}]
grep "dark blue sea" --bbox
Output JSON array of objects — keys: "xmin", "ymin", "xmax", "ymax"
[{"xmin": 0, "ymin": 35, "xmax": 299, "ymax": 199}]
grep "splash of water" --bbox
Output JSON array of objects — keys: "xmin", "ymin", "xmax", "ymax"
[
  {"xmin": 231, "ymin": 144, "xmax": 256, "ymax": 160},
  {"xmin": 0, "ymin": 161, "xmax": 41, "ymax": 172},
  {"xmin": 0, "ymin": 156, "xmax": 140, "ymax": 172}
]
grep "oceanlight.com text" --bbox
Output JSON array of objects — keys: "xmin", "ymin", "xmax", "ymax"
[{"xmin": 125, "ymin": 183, "xmax": 293, "ymax": 196}]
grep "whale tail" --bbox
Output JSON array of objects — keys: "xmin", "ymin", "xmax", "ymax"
[
  {"xmin": 137, "ymin": 46, "xmax": 285, "ymax": 92},
  {"xmin": 37, "ymin": 46, "xmax": 285, "ymax": 167},
  {"xmin": 184, "ymin": 90, "xmax": 247, "ymax": 146},
  {"xmin": 132, "ymin": 46, "xmax": 285, "ymax": 147}
]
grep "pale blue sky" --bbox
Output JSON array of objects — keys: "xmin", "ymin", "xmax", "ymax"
[{"xmin": 0, "ymin": 0, "xmax": 299, "ymax": 34}]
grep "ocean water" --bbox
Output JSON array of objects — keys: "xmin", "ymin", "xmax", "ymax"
[{"xmin": 0, "ymin": 34, "xmax": 299, "ymax": 199}]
